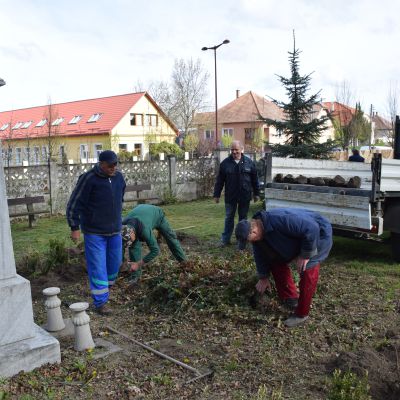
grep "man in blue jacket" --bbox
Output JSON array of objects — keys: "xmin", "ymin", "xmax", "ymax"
[
  {"xmin": 66, "ymin": 150, "xmax": 126, "ymax": 315},
  {"xmin": 214, "ymin": 140, "xmax": 260, "ymax": 247},
  {"xmin": 235, "ymin": 208, "xmax": 332, "ymax": 327},
  {"xmin": 348, "ymin": 149, "xmax": 365, "ymax": 162}
]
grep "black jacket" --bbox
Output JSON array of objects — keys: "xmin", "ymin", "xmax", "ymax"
[
  {"xmin": 213, "ymin": 154, "xmax": 260, "ymax": 203},
  {"xmin": 66, "ymin": 164, "xmax": 126, "ymax": 235}
]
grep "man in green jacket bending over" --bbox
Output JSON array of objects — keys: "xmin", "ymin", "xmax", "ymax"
[{"xmin": 122, "ymin": 204, "xmax": 187, "ymax": 283}]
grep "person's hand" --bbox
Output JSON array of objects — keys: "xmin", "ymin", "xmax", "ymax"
[
  {"xmin": 70, "ymin": 230, "xmax": 80, "ymax": 244},
  {"xmin": 255, "ymin": 278, "xmax": 272, "ymax": 294},
  {"xmin": 129, "ymin": 260, "xmax": 144, "ymax": 272},
  {"xmin": 253, "ymin": 196, "xmax": 260, "ymax": 203},
  {"xmin": 296, "ymin": 257, "xmax": 310, "ymax": 274},
  {"xmin": 214, "ymin": 197, "xmax": 220, "ymax": 203}
]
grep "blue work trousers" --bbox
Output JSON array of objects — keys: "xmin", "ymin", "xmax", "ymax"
[
  {"xmin": 84, "ymin": 233, "xmax": 122, "ymax": 308},
  {"xmin": 221, "ymin": 200, "xmax": 250, "ymax": 244}
]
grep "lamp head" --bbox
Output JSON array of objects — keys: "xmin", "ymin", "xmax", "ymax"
[
  {"xmin": 201, "ymin": 47, "xmax": 208, "ymax": 51},
  {"xmin": 0, "ymin": 78, "xmax": 5, "ymax": 87},
  {"xmin": 223, "ymin": 39, "xmax": 230, "ymax": 44}
]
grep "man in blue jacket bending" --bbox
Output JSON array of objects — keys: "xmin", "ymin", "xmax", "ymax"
[
  {"xmin": 67, "ymin": 150, "xmax": 126, "ymax": 315},
  {"xmin": 235, "ymin": 208, "xmax": 332, "ymax": 327},
  {"xmin": 213, "ymin": 140, "xmax": 260, "ymax": 247}
]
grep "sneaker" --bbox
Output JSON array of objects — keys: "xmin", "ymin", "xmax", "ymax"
[
  {"xmin": 93, "ymin": 303, "xmax": 113, "ymax": 316},
  {"xmin": 284, "ymin": 314, "xmax": 309, "ymax": 328},
  {"xmin": 282, "ymin": 298, "xmax": 299, "ymax": 311}
]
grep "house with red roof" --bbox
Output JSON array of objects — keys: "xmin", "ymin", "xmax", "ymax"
[
  {"xmin": 193, "ymin": 91, "xmax": 335, "ymax": 151},
  {"xmin": 0, "ymin": 92, "xmax": 178, "ymax": 166}
]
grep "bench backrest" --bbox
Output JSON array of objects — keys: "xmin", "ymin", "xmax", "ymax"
[
  {"xmin": 7, "ymin": 196, "xmax": 45, "ymax": 206},
  {"xmin": 125, "ymin": 184, "xmax": 151, "ymax": 192}
]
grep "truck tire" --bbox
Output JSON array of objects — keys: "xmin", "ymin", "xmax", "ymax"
[{"xmin": 391, "ymin": 232, "xmax": 400, "ymax": 262}]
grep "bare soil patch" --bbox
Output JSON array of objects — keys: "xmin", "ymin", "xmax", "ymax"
[{"xmin": 3, "ymin": 239, "xmax": 400, "ymax": 399}]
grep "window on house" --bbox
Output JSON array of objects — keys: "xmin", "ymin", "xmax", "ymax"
[
  {"xmin": 7, "ymin": 148, "xmax": 13, "ymax": 165},
  {"xmin": 51, "ymin": 117, "xmax": 64, "ymax": 126},
  {"xmin": 33, "ymin": 147, "xmax": 40, "ymax": 165},
  {"xmin": 204, "ymin": 129, "xmax": 214, "ymax": 139},
  {"xmin": 245, "ymin": 128, "xmax": 256, "ymax": 144},
  {"xmin": 41, "ymin": 146, "xmax": 48, "ymax": 162},
  {"xmin": 69, "ymin": 115, "xmax": 82, "ymax": 124},
  {"xmin": 21, "ymin": 121, "xmax": 32, "ymax": 129},
  {"xmin": 94, "ymin": 144, "xmax": 103, "ymax": 160},
  {"xmin": 87, "ymin": 113, "xmax": 102, "ymax": 123},
  {"xmin": 119, "ymin": 144, "xmax": 128, "ymax": 151},
  {"xmin": 222, "ymin": 128, "xmax": 233, "ymax": 137},
  {"xmin": 0, "ymin": 123, "xmax": 9, "ymax": 131},
  {"xmin": 59, "ymin": 145, "xmax": 65, "ymax": 161},
  {"xmin": 149, "ymin": 114, "xmax": 158, "ymax": 126},
  {"xmin": 144, "ymin": 114, "xmax": 158, "ymax": 126},
  {"xmin": 15, "ymin": 148, "xmax": 22, "ymax": 165},
  {"xmin": 12, "ymin": 122, "xmax": 23, "ymax": 130},
  {"xmin": 36, "ymin": 119, "xmax": 47, "ymax": 127},
  {"xmin": 276, "ymin": 128, "xmax": 283, "ymax": 137},
  {"xmin": 24, "ymin": 147, "xmax": 30, "ymax": 163},
  {"xmin": 134, "ymin": 143, "xmax": 142, "ymax": 156},
  {"xmin": 130, "ymin": 113, "xmax": 143, "ymax": 126},
  {"xmin": 80, "ymin": 144, "xmax": 89, "ymax": 161}
]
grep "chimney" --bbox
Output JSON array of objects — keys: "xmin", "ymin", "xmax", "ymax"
[
  {"xmin": 236, "ymin": 89, "xmax": 240, "ymax": 99},
  {"xmin": 331, "ymin": 103, "xmax": 335, "ymax": 112}
]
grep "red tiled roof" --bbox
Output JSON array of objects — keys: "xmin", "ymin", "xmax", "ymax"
[
  {"xmin": 372, "ymin": 114, "xmax": 392, "ymax": 130},
  {"xmin": 322, "ymin": 101, "xmax": 356, "ymax": 126},
  {"xmin": 0, "ymin": 92, "xmax": 178, "ymax": 140},
  {"xmin": 194, "ymin": 91, "xmax": 284, "ymax": 125}
]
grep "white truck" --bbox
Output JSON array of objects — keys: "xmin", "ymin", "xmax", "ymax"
[{"xmin": 262, "ymin": 153, "xmax": 400, "ymax": 261}]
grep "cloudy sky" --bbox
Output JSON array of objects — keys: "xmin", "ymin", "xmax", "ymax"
[{"xmin": 0, "ymin": 0, "xmax": 399, "ymax": 118}]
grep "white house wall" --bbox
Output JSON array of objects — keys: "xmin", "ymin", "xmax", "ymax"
[{"xmin": 111, "ymin": 95, "xmax": 177, "ymax": 157}]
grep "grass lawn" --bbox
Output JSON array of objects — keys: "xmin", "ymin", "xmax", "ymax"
[{"xmin": 4, "ymin": 199, "xmax": 400, "ymax": 400}]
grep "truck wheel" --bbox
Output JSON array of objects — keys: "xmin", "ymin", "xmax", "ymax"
[{"xmin": 391, "ymin": 232, "xmax": 400, "ymax": 262}]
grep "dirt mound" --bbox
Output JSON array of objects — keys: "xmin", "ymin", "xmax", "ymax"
[
  {"xmin": 326, "ymin": 334, "xmax": 400, "ymax": 400},
  {"xmin": 176, "ymin": 231, "xmax": 200, "ymax": 245}
]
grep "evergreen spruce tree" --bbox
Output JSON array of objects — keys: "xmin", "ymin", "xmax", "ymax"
[{"xmin": 265, "ymin": 32, "xmax": 335, "ymax": 159}]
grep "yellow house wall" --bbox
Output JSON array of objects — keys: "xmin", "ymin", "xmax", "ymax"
[
  {"xmin": 1, "ymin": 134, "xmax": 109, "ymax": 164},
  {"xmin": 111, "ymin": 96, "xmax": 177, "ymax": 157}
]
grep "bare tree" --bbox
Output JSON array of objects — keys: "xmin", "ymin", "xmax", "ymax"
[
  {"xmin": 170, "ymin": 58, "xmax": 209, "ymax": 135},
  {"xmin": 135, "ymin": 59, "xmax": 210, "ymax": 137},
  {"xmin": 386, "ymin": 81, "xmax": 399, "ymax": 147}
]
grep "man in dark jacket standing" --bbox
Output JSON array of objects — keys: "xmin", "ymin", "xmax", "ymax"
[
  {"xmin": 66, "ymin": 150, "xmax": 126, "ymax": 315},
  {"xmin": 235, "ymin": 208, "xmax": 333, "ymax": 327},
  {"xmin": 348, "ymin": 148, "xmax": 365, "ymax": 162},
  {"xmin": 213, "ymin": 140, "xmax": 260, "ymax": 247}
]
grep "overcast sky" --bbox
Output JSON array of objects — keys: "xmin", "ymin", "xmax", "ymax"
[{"xmin": 1, "ymin": 0, "xmax": 399, "ymax": 118}]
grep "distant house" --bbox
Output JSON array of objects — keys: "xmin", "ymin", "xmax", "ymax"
[
  {"xmin": 193, "ymin": 91, "xmax": 335, "ymax": 152},
  {"xmin": 193, "ymin": 91, "xmax": 285, "ymax": 152},
  {"xmin": 371, "ymin": 112, "xmax": 392, "ymax": 144},
  {"xmin": 0, "ymin": 92, "xmax": 178, "ymax": 166}
]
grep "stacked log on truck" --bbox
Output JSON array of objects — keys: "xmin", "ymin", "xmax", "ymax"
[{"xmin": 273, "ymin": 174, "xmax": 362, "ymax": 189}]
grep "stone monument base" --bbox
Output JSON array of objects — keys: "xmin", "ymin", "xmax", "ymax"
[{"xmin": 0, "ymin": 324, "xmax": 61, "ymax": 378}]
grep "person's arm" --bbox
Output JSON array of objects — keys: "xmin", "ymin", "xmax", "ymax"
[
  {"xmin": 250, "ymin": 161, "xmax": 260, "ymax": 200},
  {"xmin": 140, "ymin": 228, "xmax": 160, "ymax": 264},
  {"xmin": 66, "ymin": 173, "xmax": 92, "ymax": 241},
  {"xmin": 213, "ymin": 163, "xmax": 226, "ymax": 200}
]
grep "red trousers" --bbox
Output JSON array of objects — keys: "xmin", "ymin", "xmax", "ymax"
[{"xmin": 270, "ymin": 263, "xmax": 320, "ymax": 317}]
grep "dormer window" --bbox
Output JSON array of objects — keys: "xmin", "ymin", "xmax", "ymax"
[
  {"xmin": 87, "ymin": 113, "xmax": 102, "ymax": 123},
  {"xmin": 36, "ymin": 119, "xmax": 47, "ymax": 127},
  {"xmin": 51, "ymin": 117, "xmax": 64, "ymax": 126},
  {"xmin": 12, "ymin": 122, "xmax": 23, "ymax": 130},
  {"xmin": 69, "ymin": 115, "xmax": 82, "ymax": 124},
  {"xmin": 0, "ymin": 123, "xmax": 9, "ymax": 131},
  {"xmin": 21, "ymin": 121, "xmax": 32, "ymax": 129}
]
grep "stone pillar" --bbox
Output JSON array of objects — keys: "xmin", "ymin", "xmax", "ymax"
[
  {"xmin": 69, "ymin": 302, "xmax": 95, "ymax": 351},
  {"xmin": 168, "ymin": 156, "xmax": 176, "ymax": 193},
  {"xmin": 43, "ymin": 287, "xmax": 65, "ymax": 332},
  {"xmin": 0, "ymin": 142, "xmax": 60, "ymax": 378}
]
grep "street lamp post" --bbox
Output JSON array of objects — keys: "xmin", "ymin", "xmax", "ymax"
[{"xmin": 202, "ymin": 39, "xmax": 229, "ymax": 148}]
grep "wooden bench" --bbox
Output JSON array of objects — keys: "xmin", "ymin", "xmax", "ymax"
[
  {"xmin": 125, "ymin": 184, "xmax": 159, "ymax": 204},
  {"xmin": 8, "ymin": 195, "xmax": 49, "ymax": 228}
]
